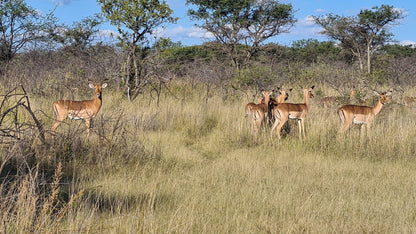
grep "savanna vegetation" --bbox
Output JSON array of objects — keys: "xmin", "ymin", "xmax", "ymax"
[{"xmin": 1, "ymin": 0, "xmax": 416, "ymax": 233}]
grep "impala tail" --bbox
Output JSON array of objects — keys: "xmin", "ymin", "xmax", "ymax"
[{"xmin": 337, "ymin": 108, "xmax": 345, "ymax": 126}]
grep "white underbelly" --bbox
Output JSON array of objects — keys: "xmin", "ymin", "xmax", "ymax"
[
  {"xmin": 353, "ymin": 118, "xmax": 365, "ymax": 124},
  {"xmin": 68, "ymin": 114, "xmax": 84, "ymax": 120}
]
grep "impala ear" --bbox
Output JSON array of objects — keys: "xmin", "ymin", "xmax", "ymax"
[
  {"xmin": 385, "ymin": 91, "xmax": 392, "ymax": 96},
  {"xmin": 101, "ymin": 83, "xmax": 108, "ymax": 89},
  {"xmin": 288, "ymin": 88, "xmax": 293, "ymax": 92},
  {"xmin": 89, "ymin": 83, "xmax": 95, "ymax": 89},
  {"xmin": 311, "ymin": 85, "xmax": 315, "ymax": 90},
  {"xmin": 373, "ymin": 90, "xmax": 380, "ymax": 96}
]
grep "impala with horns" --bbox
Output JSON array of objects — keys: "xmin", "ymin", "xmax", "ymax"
[
  {"xmin": 270, "ymin": 86, "xmax": 314, "ymax": 139},
  {"xmin": 52, "ymin": 82, "xmax": 108, "ymax": 136},
  {"xmin": 337, "ymin": 91, "xmax": 392, "ymax": 134}
]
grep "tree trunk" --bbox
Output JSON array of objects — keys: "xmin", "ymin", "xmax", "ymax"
[{"xmin": 367, "ymin": 43, "xmax": 371, "ymax": 74}]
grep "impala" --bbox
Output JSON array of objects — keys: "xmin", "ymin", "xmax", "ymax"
[
  {"xmin": 402, "ymin": 96, "xmax": 416, "ymax": 106},
  {"xmin": 52, "ymin": 82, "xmax": 108, "ymax": 136},
  {"xmin": 245, "ymin": 87, "xmax": 288, "ymax": 119},
  {"xmin": 269, "ymin": 88, "xmax": 292, "ymax": 106},
  {"xmin": 270, "ymin": 86, "xmax": 315, "ymax": 139},
  {"xmin": 268, "ymin": 88, "xmax": 292, "ymax": 123},
  {"xmin": 248, "ymin": 90, "xmax": 273, "ymax": 135},
  {"xmin": 245, "ymin": 98, "xmax": 262, "ymax": 118},
  {"xmin": 337, "ymin": 91, "xmax": 392, "ymax": 134},
  {"xmin": 321, "ymin": 88, "xmax": 356, "ymax": 108}
]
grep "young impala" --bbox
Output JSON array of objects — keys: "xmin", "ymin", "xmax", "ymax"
[
  {"xmin": 401, "ymin": 96, "xmax": 416, "ymax": 106},
  {"xmin": 268, "ymin": 88, "xmax": 292, "ymax": 123},
  {"xmin": 245, "ymin": 98, "xmax": 262, "ymax": 118},
  {"xmin": 320, "ymin": 88, "xmax": 356, "ymax": 108},
  {"xmin": 337, "ymin": 91, "xmax": 392, "ymax": 134},
  {"xmin": 247, "ymin": 90, "xmax": 273, "ymax": 135},
  {"xmin": 270, "ymin": 86, "xmax": 314, "ymax": 139},
  {"xmin": 52, "ymin": 82, "xmax": 108, "ymax": 136}
]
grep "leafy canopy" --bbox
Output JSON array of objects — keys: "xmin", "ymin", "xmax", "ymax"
[{"xmin": 98, "ymin": 0, "xmax": 177, "ymax": 46}]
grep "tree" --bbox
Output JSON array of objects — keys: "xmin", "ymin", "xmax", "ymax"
[
  {"xmin": 98, "ymin": 0, "xmax": 177, "ymax": 101},
  {"xmin": 0, "ymin": 0, "xmax": 56, "ymax": 64},
  {"xmin": 358, "ymin": 5, "xmax": 404, "ymax": 73},
  {"xmin": 313, "ymin": 5, "xmax": 404, "ymax": 73},
  {"xmin": 313, "ymin": 14, "xmax": 366, "ymax": 70},
  {"xmin": 187, "ymin": 0, "xmax": 295, "ymax": 70},
  {"xmin": 50, "ymin": 14, "xmax": 103, "ymax": 54}
]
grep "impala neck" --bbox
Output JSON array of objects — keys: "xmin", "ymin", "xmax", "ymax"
[
  {"xmin": 304, "ymin": 90, "xmax": 310, "ymax": 108},
  {"xmin": 263, "ymin": 95, "xmax": 270, "ymax": 105},
  {"xmin": 372, "ymin": 98, "xmax": 384, "ymax": 116},
  {"xmin": 93, "ymin": 91, "xmax": 103, "ymax": 110}
]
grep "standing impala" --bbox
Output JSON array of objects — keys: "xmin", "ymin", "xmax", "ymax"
[
  {"xmin": 268, "ymin": 88, "xmax": 292, "ymax": 124},
  {"xmin": 52, "ymin": 82, "xmax": 108, "ymax": 136},
  {"xmin": 248, "ymin": 90, "xmax": 273, "ymax": 135},
  {"xmin": 270, "ymin": 86, "xmax": 314, "ymax": 139},
  {"xmin": 402, "ymin": 96, "xmax": 416, "ymax": 106},
  {"xmin": 338, "ymin": 91, "xmax": 392, "ymax": 134}
]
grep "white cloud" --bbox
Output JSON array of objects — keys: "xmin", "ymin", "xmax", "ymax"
[
  {"xmin": 99, "ymin": 29, "xmax": 118, "ymax": 38},
  {"xmin": 154, "ymin": 26, "xmax": 214, "ymax": 41},
  {"xmin": 314, "ymin": 9, "xmax": 326, "ymax": 13},
  {"xmin": 289, "ymin": 15, "xmax": 321, "ymax": 37},
  {"xmin": 399, "ymin": 40, "xmax": 416, "ymax": 47},
  {"xmin": 52, "ymin": 0, "xmax": 80, "ymax": 6}
]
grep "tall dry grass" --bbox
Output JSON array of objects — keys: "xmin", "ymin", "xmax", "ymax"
[{"xmin": 1, "ymin": 82, "xmax": 416, "ymax": 233}]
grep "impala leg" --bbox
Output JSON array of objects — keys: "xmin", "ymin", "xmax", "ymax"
[
  {"xmin": 302, "ymin": 119, "xmax": 306, "ymax": 138},
  {"xmin": 85, "ymin": 118, "xmax": 91, "ymax": 137},
  {"xmin": 255, "ymin": 112, "xmax": 264, "ymax": 136},
  {"xmin": 274, "ymin": 114, "xmax": 288, "ymax": 140},
  {"xmin": 340, "ymin": 121, "xmax": 351, "ymax": 134},
  {"xmin": 299, "ymin": 119, "xmax": 305, "ymax": 139},
  {"xmin": 270, "ymin": 117, "xmax": 280, "ymax": 138},
  {"xmin": 52, "ymin": 121, "xmax": 61, "ymax": 132},
  {"xmin": 366, "ymin": 121, "xmax": 372, "ymax": 136},
  {"xmin": 52, "ymin": 104, "xmax": 66, "ymax": 132},
  {"xmin": 339, "ymin": 113, "xmax": 352, "ymax": 134},
  {"xmin": 297, "ymin": 119, "xmax": 303, "ymax": 139}
]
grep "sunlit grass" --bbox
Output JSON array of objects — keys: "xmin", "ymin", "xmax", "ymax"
[{"xmin": 2, "ymin": 82, "xmax": 416, "ymax": 233}]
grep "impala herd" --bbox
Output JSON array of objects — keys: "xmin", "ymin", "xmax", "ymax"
[
  {"xmin": 50, "ymin": 81, "xmax": 395, "ymax": 139},
  {"xmin": 245, "ymin": 86, "xmax": 393, "ymax": 139}
]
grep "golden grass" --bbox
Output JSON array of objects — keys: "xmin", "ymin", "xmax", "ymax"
[{"xmin": 2, "ymin": 82, "xmax": 416, "ymax": 233}]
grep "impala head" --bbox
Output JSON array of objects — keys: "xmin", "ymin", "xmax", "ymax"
[
  {"xmin": 374, "ymin": 91, "xmax": 392, "ymax": 105},
  {"xmin": 301, "ymin": 85, "xmax": 314, "ymax": 98},
  {"xmin": 278, "ymin": 88, "xmax": 292, "ymax": 102},
  {"xmin": 89, "ymin": 82, "xmax": 108, "ymax": 99},
  {"xmin": 349, "ymin": 88, "xmax": 356, "ymax": 98},
  {"xmin": 261, "ymin": 90, "xmax": 273, "ymax": 99}
]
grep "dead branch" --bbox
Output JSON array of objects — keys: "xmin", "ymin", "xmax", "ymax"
[{"xmin": 0, "ymin": 84, "xmax": 45, "ymax": 145}]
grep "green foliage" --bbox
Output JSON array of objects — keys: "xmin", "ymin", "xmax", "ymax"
[
  {"xmin": 98, "ymin": 0, "xmax": 178, "ymax": 100},
  {"xmin": 381, "ymin": 44, "xmax": 416, "ymax": 58},
  {"xmin": 313, "ymin": 5, "xmax": 405, "ymax": 73},
  {"xmin": 98, "ymin": 0, "xmax": 177, "ymax": 46},
  {"xmin": 232, "ymin": 66, "xmax": 274, "ymax": 90},
  {"xmin": 187, "ymin": 0, "xmax": 295, "ymax": 68},
  {"xmin": 51, "ymin": 14, "xmax": 103, "ymax": 53},
  {"xmin": 290, "ymin": 39, "xmax": 342, "ymax": 62},
  {"xmin": 0, "ymin": 0, "xmax": 57, "ymax": 63},
  {"xmin": 161, "ymin": 45, "xmax": 216, "ymax": 63}
]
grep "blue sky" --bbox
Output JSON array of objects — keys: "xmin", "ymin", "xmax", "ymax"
[{"xmin": 27, "ymin": 0, "xmax": 416, "ymax": 46}]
